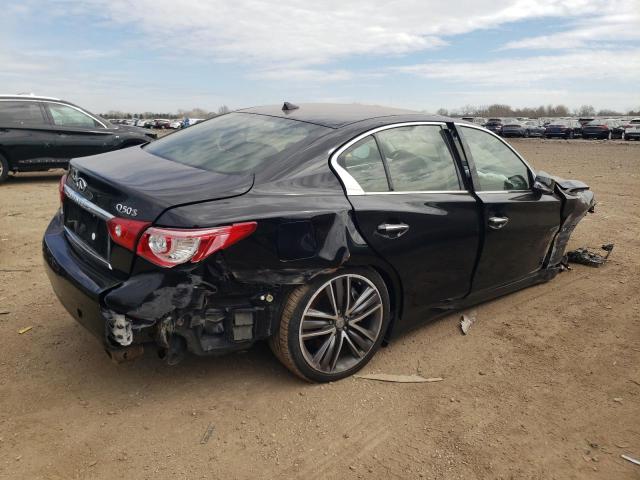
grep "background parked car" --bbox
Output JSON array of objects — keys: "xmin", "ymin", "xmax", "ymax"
[
  {"xmin": 545, "ymin": 120, "xmax": 580, "ymax": 139},
  {"xmin": 0, "ymin": 94, "xmax": 156, "ymax": 182},
  {"xmin": 502, "ymin": 120, "xmax": 545, "ymax": 138},
  {"xmin": 169, "ymin": 120, "xmax": 182, "ymax": 129},
  {"xmin": 623, "ymin": 118, "xmax": 640, "ymax": 140},
  {"xmin": 582, "ymin": 119, "xmax": 624, "ymax": 140},
  {"xmin": 152, "ymin": 119, "xmax": 172, "ymax": 129},
  {"xmin": 484, "ymin": 119, "xmax": 503, "ymax": 135}
]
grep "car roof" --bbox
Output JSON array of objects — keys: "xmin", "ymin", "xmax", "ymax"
[
  {"xmin": 0, "ymin": 94, "xmax": 62, "ymax": 101},
  {"xmin": 237, "ymin": 103, "xmax": 448, "ymax": 128}
]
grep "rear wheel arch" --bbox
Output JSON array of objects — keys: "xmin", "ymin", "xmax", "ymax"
[{"xmin": 369, "ymin": 264, "xmax": 402, "ymax": 342}]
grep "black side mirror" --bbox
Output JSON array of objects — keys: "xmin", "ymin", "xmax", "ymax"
[{"xmin": 533, "ymin": 171, "xmax": 556, "ymax": 195}]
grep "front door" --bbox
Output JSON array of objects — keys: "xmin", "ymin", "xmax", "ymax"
[
  {"xmin": 43, "ymin": 102, "xmax": 115, "ymax": 160},
  {"xmin": 0, "ymin": 100, "xmax": 60, "ymax": 168},
  {"xmin": 336, "ymin": 123, "xmax": 481, "ymax": 324},
  {"xmin": 457, "ymin": 124, "xmax": 561, "ymax": 292}
]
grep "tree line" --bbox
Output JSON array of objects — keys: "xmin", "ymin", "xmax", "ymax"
[
  {"xmin": 99, "ymin": 105, "xmax": 230, "ymax": 119},
  {"xmin": 100, "ymin": 103, "xmax": 640, "ymax": 120},
  {"xmin": 436, "ymin": 104, "xmax": 640, "ymax": 118}
]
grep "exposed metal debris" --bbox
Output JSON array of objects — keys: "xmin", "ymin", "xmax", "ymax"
[{"xmin": 566, "ymin": 243, "xmax": 614, "ymax": 267}]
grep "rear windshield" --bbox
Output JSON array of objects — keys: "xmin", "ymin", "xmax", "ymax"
[{"xmin": 145, "ymin": 112, "xmax": 331, "ymax": 174}]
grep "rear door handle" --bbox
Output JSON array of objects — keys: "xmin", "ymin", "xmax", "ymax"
[
  {"xmin": 377, "ymin": 223, "xmax": 409, "ymax": 237},
  {"xmin": 488, "ymin": 216, "xmax": 509, "ymax": 229}
]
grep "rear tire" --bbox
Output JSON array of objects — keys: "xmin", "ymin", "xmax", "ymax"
[
  {"xmin": 0, "ymin": 154, "xmax": 9, "ymax": 183},
  {"xmin": 270, "ymin": 268, "xmax": 391, "ymax": 383}
]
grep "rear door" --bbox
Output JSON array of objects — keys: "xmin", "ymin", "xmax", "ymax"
[
  {"xmin": 43, "ymin": 102, "xmax": 116, "ymax": 160},
  {"xmin": 0, "ymin": 100, "xmax": 60, "ymax": 168},
  {"xmin": 335, "ymin": 122, "xmax": 481, "ymax": 324},
  {"xmin": 456, "ymin": 124, "xmax": 561, "ymax": 292}
]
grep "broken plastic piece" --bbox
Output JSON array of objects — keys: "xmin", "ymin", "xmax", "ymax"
[
  {"xmin": 566, "ymin": 243, "xmax": 614, "ymax": 267},
  {"xmin": 355, "ymin": 373, "xmax": 443, "ymax": 383},
  {"xmin": 460, "ymin": 310, "xmax": 477, "ymax": 335},
  {"xmin": 621, "ymin": 454, "xmax": 640, "ymax": 466},
  {"xmin": 200, "ymin": 423, "xmax": 215, "ymax": 444},
  {"xmin": 282, "ymin": 101, "xmax": 299, "ymax": 111}
]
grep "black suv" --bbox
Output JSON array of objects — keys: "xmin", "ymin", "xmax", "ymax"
[{"xmin": 0, "ymin": 95, "xmax": 156, "ymax": 182}]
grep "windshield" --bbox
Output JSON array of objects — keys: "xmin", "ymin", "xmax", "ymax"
[
  {"xmin": 144, "ymin": 113, "xmax": 331, "ymax": 174},
  {"xmin": 587, "ymin": 119, "xmax": 606, "ymax": 126}
]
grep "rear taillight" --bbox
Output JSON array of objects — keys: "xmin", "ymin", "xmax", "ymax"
[
  {"xmin": 107, "ymin": 217, "xmax": 151, "ymax": 251},
  {"xmin": 136, "ymin": 222, "xmax": 257, "ymax": 268},
  {"xmin": 59, "ymin": 173, "xmax": 67, "ymax": 205}
]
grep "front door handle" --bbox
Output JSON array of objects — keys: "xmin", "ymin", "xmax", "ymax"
[
  {"xmin": 377, "ymin": 223, "xmax": 410, "ymax": 237},
  {"xmin": 488, "ymin": 216, "xmax": 509, "ymax": 229}
]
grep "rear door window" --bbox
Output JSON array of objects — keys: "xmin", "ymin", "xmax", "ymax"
[
  {"xmin": 375, "ymin": 125, "xmax": 461, "ymax": 191},
  {"xmin": 337, "ymin": 135, "xmax": 390, "ymax": 192},
  {"xmin": 0, "ymin": 101, "xmax": 46, "ymax": 126}
]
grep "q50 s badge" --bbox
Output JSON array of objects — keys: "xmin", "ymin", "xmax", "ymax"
[{"xmin": 115, "ymin": 203, "xmax": 138, "ymax": 217}]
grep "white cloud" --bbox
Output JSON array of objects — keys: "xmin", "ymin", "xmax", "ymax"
[
  {"xmin": 502, "ymin": 2, "xmax": 640, "ymax": 50},
  {"xmin": 394, "ymin": 50, "xmax": 640, "ymax": 85},
  {"xmin": 42, "ymin": 0, "xmax": 614, "ymax": 67}
]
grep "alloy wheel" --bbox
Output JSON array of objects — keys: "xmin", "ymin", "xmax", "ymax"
[{"xmin": 298, "ymin": 274, "xmax": 384, "ymax": 374}]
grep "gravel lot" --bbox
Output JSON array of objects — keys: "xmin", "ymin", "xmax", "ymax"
[{"xmin": 0, "ymin": 138, "xmax": 639, "ymax": 479}]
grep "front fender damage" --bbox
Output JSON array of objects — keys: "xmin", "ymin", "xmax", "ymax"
[{"xmin": 545, "ymin": 176, "xmax": 597, "ymax": 268}]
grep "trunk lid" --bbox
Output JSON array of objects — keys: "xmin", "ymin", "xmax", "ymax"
[
  {"xmin": 62, "ymin": 146, "xmax": 253, "ymax": 274},
  {"xmin": 68, "ymin": 146, "xmax": 254, "ymax": 222}
]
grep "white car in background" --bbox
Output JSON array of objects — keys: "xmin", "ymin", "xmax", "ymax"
[
  {"xmin": 169, "ymin": 120, "xmax": 182, "ymax": 129},
  {"xmin": 623, "ymin": 118, "xmax": 640, "ymax": 140}
]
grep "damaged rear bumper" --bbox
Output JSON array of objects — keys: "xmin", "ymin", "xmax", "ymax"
[{"xmin": 43, "ymin": 212, "xmax": 279, "ymax": 360}]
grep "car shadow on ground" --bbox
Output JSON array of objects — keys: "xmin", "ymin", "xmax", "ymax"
[{"xmin": 48, "ymin": 322, "xmax": 304, "ymax": 396}]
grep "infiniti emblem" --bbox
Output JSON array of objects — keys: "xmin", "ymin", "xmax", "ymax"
[
  {"xmin": 76, "ymin": 177, "xmax": 88, "ymax": 192},
  {"xmin": 70, "ymin": 168, "xmax": 88, "ymax": 192}
]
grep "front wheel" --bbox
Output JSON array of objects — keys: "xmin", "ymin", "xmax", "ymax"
[{"xmin": 270, "ymin": 269, "xmax": 390, "ymax": 382}]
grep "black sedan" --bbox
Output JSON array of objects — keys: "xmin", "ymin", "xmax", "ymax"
[
  {"xmin": 582, "ymin": 119, "xmax": 624, "ymax": 140},
  {"xmin": 0, "ymin": 95, "xmax": 156, "ymax": 183},
  {"xmin": 484, "ymin": 119, "xmax": 503, "ymax": 135},
  {"xmin": 501, "ymin": 121, "xmax": 545, "ymax": 138},
  {"xmin": 43, "ymin": 103, "xmax": 595, "ymax": 382},
  {"xmin": 544, "ymin": 121, "xmax": 580, "ymax": 139}
]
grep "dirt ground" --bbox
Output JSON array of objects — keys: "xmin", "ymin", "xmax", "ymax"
[{"xmin": 0, "ymin": 138, "xmax": 639, "ymax": 479}]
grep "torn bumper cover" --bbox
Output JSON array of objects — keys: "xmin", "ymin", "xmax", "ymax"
[{"xmin": 42, "ymin": 214, "xmax": 280, "ymax": 359}]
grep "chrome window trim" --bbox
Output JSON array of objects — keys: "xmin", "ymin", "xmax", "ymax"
[
  {"xmin": 329, "ymin": 121, "xmax": 464, "ymax": 196},
  {"xmin": 358, "ymin": 190, "xmax": 470, "ymax": 195},
  {"xmin": 0, "ymin": 98, "xmax": 107, "ymax": 129},
  {"xmin": 63, "ymin": 184, "xmax": 115, "ymax": 221},
  {"xmin": 64, "ymin": 226, "xmax": 113, "ymax": 270},
  {"xmin": 454, "ymin": 122, "xmax": 537, "ymax": 180}
]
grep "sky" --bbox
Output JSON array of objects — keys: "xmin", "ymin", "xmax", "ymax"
[{"xmin": 1, "ymin": 0, "xmax": 639, "ymax": 114}]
